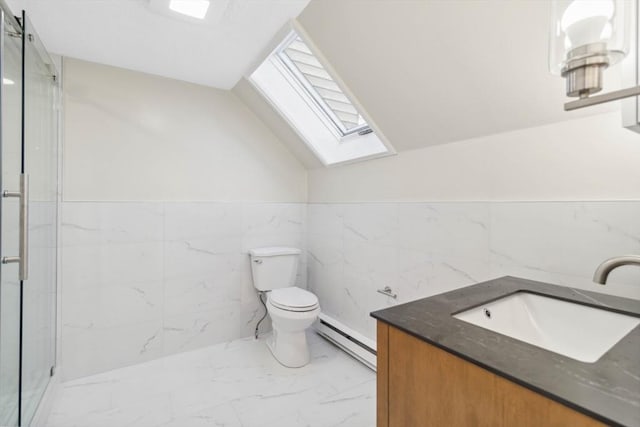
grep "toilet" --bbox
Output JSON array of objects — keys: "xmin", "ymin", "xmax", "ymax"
[{"xmin": 249, "ymin": 247, "xmax": 320, "ymax": 367}]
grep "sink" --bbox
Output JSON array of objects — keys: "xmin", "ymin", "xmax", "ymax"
[{"xmin": 453, "ymin": 291, "xmax": 640, "ymax": 363}]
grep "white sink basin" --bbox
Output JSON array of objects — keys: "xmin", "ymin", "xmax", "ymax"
[{"xmin": 453, "ymin": 292, "xmax": 640, "ymax": 363}]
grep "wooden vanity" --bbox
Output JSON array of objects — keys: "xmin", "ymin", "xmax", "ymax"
[
  {"xmin": 376, "ymin": 322, "xmax": 604, "ymax": 427},
  {"xmin": 371, "ymin": 277, "xmax": 640, "ymax": 427}
]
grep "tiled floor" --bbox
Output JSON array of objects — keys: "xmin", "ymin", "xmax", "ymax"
[{"xmin": 46, "ymin": 331, "xmax": 376, "ymax": 427}]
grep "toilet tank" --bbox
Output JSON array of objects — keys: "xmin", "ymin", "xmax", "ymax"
[{"xmin": 249, "ymin": 247, "xmax": 301, "ymax": 291}]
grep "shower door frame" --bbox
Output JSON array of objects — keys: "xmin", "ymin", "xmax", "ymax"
[{"xmin": 0, "ymin": 4, "xmax": 26, "ymax": 425}]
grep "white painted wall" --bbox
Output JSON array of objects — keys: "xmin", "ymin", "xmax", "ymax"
[
  {"xmin": 308, "ymin": 113, "xmax": 640, "ymax": 202},
  {"xmin": 234, "ymin": 78, "xmax": 321, "ymax": 170},
  {"xmin": 63, "ymin": 58, "xmax": 307, "ymax": 202},
  {"xmin": 304, "ymin": 105, "xmax": 640, "ymax": 343},
  {"xmin": 59, "ymin": 59, "xmax": 309, "ymax": 379},
  {"xmin": 58, "ymin": 46, "xmax": 640, "ymax": 382}
]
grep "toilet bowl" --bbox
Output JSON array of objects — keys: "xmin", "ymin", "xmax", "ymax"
[
  {"xmin": 249, "ymin": 247, "xmax": 320, "ymax": 368},
  {"xmin": 266, "ymin": 287, "xmax": 320, "ymax": 367}
]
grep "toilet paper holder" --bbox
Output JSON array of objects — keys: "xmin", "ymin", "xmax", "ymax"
[{"xmin": 377, "ymin": 286, "xmax": 397, "ymax": 299}]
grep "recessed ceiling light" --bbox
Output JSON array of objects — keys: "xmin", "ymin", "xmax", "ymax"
[
  {"xmin": 169, "ymin": 0, "xmax": 210, "ymax": 19},
  {"xmin": 3, "ymin": 78, "xmax": 14, "ymax": 85}
]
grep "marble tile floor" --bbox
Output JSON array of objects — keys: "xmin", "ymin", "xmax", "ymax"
[{"xmin": 45, "ymin": 331, "xmax": 376, "ymax": 427}]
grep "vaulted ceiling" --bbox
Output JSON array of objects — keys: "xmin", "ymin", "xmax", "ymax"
[
  {"xmin": 295, "ymin": 0, "xmax": 620, "ymax": 153},
  {"xmin": 7, "ymin": 0, "xmax": 625, "ymax": 169},
  {"xmin": 6, "ymin": 0, "xmax": 309, "ymax": 89},
  {"xmin": 237, "ymin": 0, "xmax": 623, "ymax": 168}
]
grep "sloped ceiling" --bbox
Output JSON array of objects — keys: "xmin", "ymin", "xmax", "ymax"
[
  {"xmin": 8, "ymin": 0, "xmax": 626, "ymax": 166},
  {"xmin": 6, "ymin": 0, "xmax": 309, "ymax": 89},
  {"xmin": 292, "ymin": 0, "xmax": 620, "ymax": 154}
]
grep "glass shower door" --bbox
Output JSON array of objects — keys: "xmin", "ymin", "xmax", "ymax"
[
  {"xmin": 0, "ymin": 9, "xmax": 57, "ymax": 425},
  {"xmin": 0, "ymin": 9, "xmax": 25, "ymax": 427},
  {"xmin": 20, "ymin": 13, "xmax": 58, "ymax": 425}
]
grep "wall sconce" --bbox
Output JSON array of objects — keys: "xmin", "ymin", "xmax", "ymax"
[{"xmin": 550, "ymin": 0, "xmax": 640, "ymax": 111}]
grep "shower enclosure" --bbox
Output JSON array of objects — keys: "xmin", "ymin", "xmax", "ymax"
[{"xmin": 0, "ymin": 3, "xmax": 58, "ymax": 426}]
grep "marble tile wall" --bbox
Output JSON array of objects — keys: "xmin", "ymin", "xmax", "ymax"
[
  {"xmin": 61, "ymin": 200, "xmax": 639, "ymax": 380},
  {"xmin": 60, "ymin": 202, "xmax": 306, "ymax": 380},
  {"xmin": 307, "ymin": 202, "xmax": 640, "ymax": 341}
]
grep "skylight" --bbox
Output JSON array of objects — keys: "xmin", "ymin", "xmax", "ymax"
[
  {"xmin": 249, "ymin": 28, "xmax": 394, "ymax": 166},
  {"xmin": 277, "ymin": 35, "xmax": 369, "ymax": 137},
  {"xmin": 169, "ymin": 0, "xmax": 210, "ymax": 19}
]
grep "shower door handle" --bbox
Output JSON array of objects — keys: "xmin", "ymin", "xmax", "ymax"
[{"xmin": 2, "ymin": 173, "xmax": 29, "ymax": 280}]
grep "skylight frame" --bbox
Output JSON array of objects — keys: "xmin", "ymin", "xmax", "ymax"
[
  {"xmin": 247, "ymin": 22, "xmax": 396, "ymax": 167},
  {"xmin": 274, "ymin": 32, "xmax": 371, "ymax": 138}
]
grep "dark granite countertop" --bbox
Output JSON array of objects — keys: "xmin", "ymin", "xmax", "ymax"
[{"xmin": 371, "ymin": 276, "xmax": 640, "ymax": 427}]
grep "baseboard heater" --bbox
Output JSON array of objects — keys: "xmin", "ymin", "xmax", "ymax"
[{"xmin": 314, "ymin": 313, "xmax": 377, "ymax": 371}]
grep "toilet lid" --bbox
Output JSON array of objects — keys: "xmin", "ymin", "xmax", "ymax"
[{"xmin": 269, "ymin": 288, "xmax": 319, "ymax": 312}]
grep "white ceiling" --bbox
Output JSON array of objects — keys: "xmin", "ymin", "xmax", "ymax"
[
  {"xmin": 297, "ymin": 0, "xmax": 623, "ymax": 154},
  {"xmin": 6, "ymin": 0, "xmax": 310, "ymax": 89},
  {"xmin": 5, "ymin": 0, "xmax": 630, "ymax": 168}
]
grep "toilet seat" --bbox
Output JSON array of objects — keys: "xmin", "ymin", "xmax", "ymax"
[{"xmin": 269, "ymin": 287, "xmax": 319, "ymax": 312}]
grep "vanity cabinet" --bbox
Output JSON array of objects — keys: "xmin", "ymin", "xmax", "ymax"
[{"xmin": 376, "ymin": 322, "xmax": 604, "ymax": 427}]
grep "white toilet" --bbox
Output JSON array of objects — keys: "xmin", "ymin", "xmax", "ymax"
[{"xmin": 249, "ymin": 247, "xmax": 320, "ymax": 368}]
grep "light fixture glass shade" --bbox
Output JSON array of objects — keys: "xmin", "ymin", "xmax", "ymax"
[{"xmin": 549, "ymin": 0, "xmax": 632, "ymax": 75}]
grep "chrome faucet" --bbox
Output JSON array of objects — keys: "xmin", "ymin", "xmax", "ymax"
[{"xmin": 593, "ymin": 255, "xmax": 640, "ymax": 285}]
